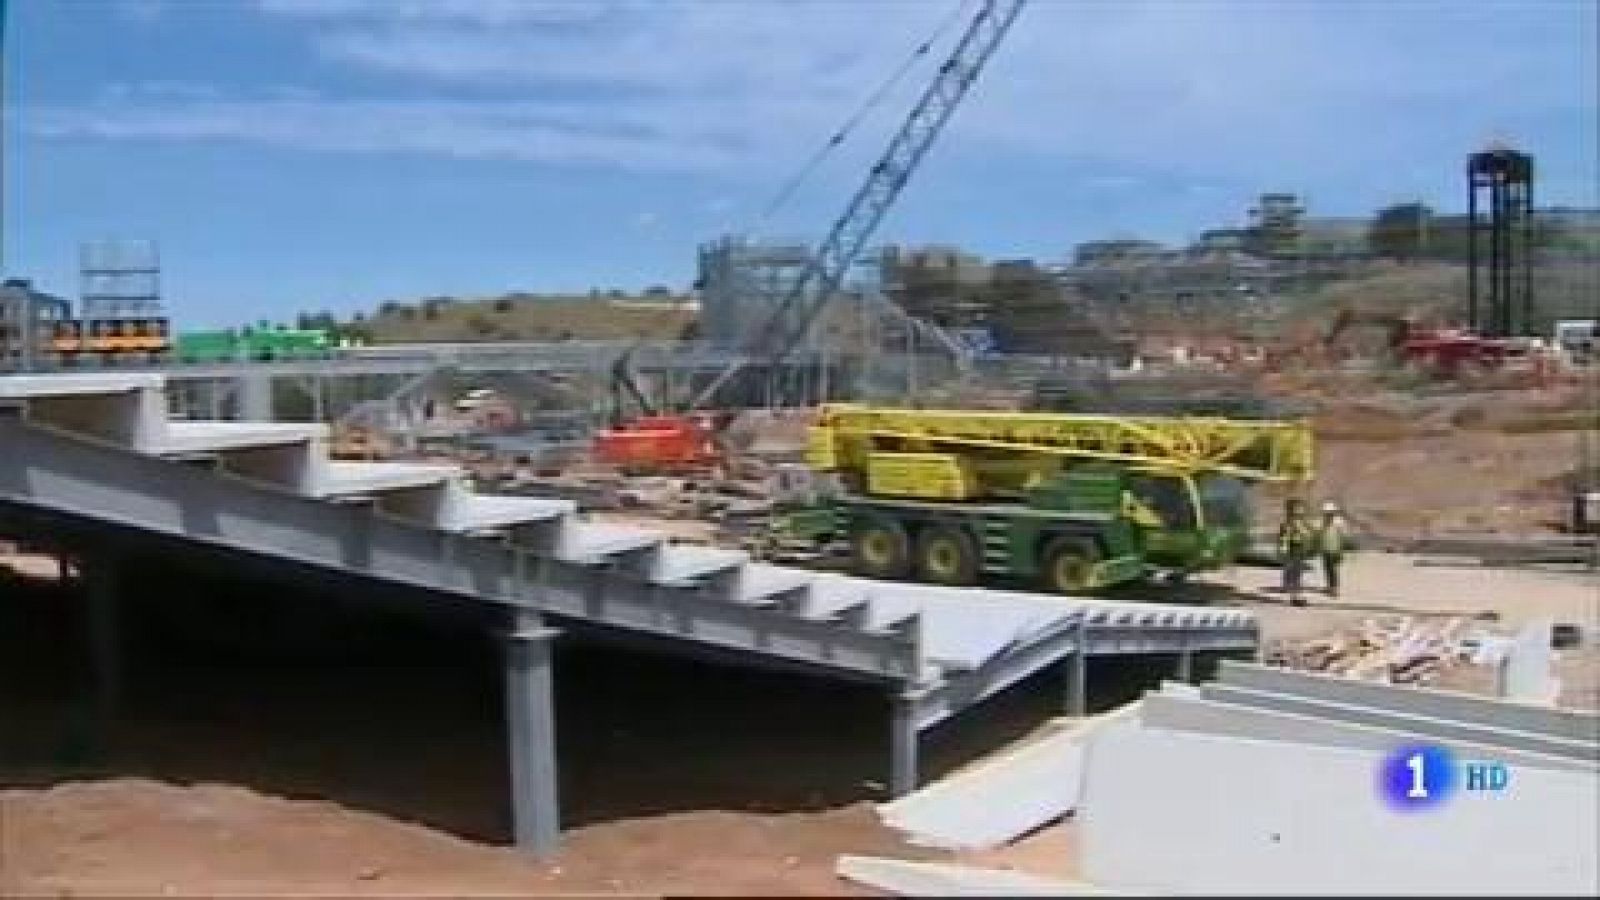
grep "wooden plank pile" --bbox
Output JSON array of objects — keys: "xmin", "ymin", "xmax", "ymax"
[{"xmin": 1263, "ymin": 615, "xmax": 1512, "ymax": 687}]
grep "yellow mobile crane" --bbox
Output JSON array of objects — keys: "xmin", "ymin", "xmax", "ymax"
[{"xmin": 800, "ymin": 404, "xmax": 1313, "ymax": 592}]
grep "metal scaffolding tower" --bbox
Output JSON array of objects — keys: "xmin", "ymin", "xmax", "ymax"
[
  {"xmin": 1467, "ymin": 145, "xmax": 1535, "ymax": 338},
  {"xmin": 80, "ymin": 239, "xmax": 164, "ymax": 321}
]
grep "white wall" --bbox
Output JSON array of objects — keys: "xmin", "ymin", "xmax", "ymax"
[{"xmin": 1081, "ymin": 724, "xmax": 1599, "ymax": 895}]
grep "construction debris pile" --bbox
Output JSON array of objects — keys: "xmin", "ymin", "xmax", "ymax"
[{"xmin": 1263, "ymin": 614, "xmax": 1520, "ymax": 687}]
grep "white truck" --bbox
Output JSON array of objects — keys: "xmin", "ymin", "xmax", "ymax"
[{"xmin": 1553, "ymin": 319, "xmax": 1597, "ymax": 365}]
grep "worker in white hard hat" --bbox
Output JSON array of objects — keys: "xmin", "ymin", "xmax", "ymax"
[{"xmin": 1316, "ymin": 501, "xmax": 1351, "ymax": 598}]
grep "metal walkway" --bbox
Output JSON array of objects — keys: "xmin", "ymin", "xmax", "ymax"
[
  {"xmin": 16, "ymin": 339, "xmax": 766, "ymax": 379},
  {"xmin": 0, "ymin": 372, "xmax": 1258, "ymax": 855}
]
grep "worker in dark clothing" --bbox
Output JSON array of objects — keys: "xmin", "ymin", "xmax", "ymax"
[
  {"xmin": 1317, "ymin": 500, "xmax": 1351, "ymax": 597},
  {"xmin": 1277, "ymin": 498, "xmax": 1314, "ymax": 606}
]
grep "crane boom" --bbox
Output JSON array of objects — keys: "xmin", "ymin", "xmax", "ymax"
[
  {"xmin": 808, "ymin": 404, "xmax": 1315, "ymax": 484},
  {"xmin": 690, "ymin": 0, "xmax": 1027, "ymax": 411}
]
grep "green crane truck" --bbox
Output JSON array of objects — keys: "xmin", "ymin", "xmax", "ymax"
[{"xmin": 795, "ymin": 404, "xmax": 1314, "ymax": 593}]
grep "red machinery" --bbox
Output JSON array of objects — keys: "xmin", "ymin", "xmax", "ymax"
[
  {"xmin": 1396, "ymin": 328, "xmax": 1518, "ymax": 373},
  {"xmin": 1325, "ymin": 309, "xmax": 1520, "ymax": 375},
  {"xmin": 590, "ymin": 412, "xmax": 724, "ymax": 473}
]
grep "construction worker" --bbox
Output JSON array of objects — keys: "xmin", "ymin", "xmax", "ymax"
[
  {"xmin": 1317, "ymin": 500, "xmax": 1351, "ymax": 597},
  {"xmin": 1276, "ymin": 497, "xmax": 1314, "ymax": 605}
]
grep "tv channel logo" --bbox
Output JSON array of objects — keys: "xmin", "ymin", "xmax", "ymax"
[{"xmin": 1379, "ymin": 744, "xmax": 1510, "ymax": 811}]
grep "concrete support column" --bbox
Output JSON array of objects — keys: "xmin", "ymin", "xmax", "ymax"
[
  {"xmin": 888, "ymin": 691, "xmax": 919, "ymax": 798},
  {"xmin": 505, "ymin": 613, "xmax": 561, "ymax": 857},
  {"xmin": 208, "ymin": 380, "xmax": 227, "ymax": 420},
  {"xmin": 1063, "ymin": 644, "xmax": 1088, "ymax": 718},
  {"xmin": 1176, "ymin": 641, "xmax": 1195, "ymax": 684},
  {"xmin": 309, "ymin": 377, "xmax": 326, "ymax": 422},
  {"xmin": 236, "ymin": 373, "xmax": 274, "ymax": 421},
  {"xmin": 83, "ymin": 559, "xmax": 123, "ymax": 742}
]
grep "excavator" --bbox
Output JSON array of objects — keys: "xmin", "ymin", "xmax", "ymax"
[
  {"xmin": 590, "ymin": 342, "xmax": 728, "ymax": 474},
  {"xmin": 591, "ymin": 0, "xmax": 1025, "ymax": 472},
  {"xmin": 1322, "ymin": 308, "xmax": 1521, "ymax": 375}
]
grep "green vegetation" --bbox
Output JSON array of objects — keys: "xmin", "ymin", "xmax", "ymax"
[
  {"xmin": 305, "ymin": 292, "xmax": 696, "ymax": 344},
  {"xmin": 1287, "ymin": 261, "xmax": 1599, "ymax": 335},
  {"xmin": 1365, "ymin": 202, "xmax": 1596, "ymax": 263}
]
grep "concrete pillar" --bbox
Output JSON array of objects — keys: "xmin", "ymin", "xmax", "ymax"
[
  {"xmin": 888, "ymin": 691, "xmax": 918, "ymax": 798},
  {"xmin": 84, "ymin": 559, "xmax": 122, "ymax": 742},
  {"xmin": 1064, "ymin": 646, "xmax": 1088, "ymax": 717},
  {"xmin": 208, "ymin": 380, "xmax": 227, "ymax": 420},
  {"xmin": 505, "ymin": 613, "xmax": 561, "ymax": 857},
  {"xmin": 1176, "ymin": 647, "xmax": 1195, "ymax": 684},
  {"xmin": 236, "ymin": 373, "xmax": 274, "ymax": 421},
  {"xmin": 309, "ymin": 377, "xmax": 326, "ymax": 423}
]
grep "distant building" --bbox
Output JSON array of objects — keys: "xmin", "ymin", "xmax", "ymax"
[
  {"xmin": 1247, "ymin": 193, "xmax": 1306, "ymax": 257},
  {"xmin": 881, "ymin": 244, "xmax": 990, "ymax": 284},
  {"xmin": 0, "ymin": 278, "xmax": 72, "ymax": 372},
  {"xmin": 1196, "ymin": 229, "xmax": 1249, "ymax": 252},
  {"xmin": 1296, "ymin": 216, "xmax": 1371, "ymax": 258},
  {"xmin": 1072, "ymin": 239, "xmax": 1168, "ymax": 267}
]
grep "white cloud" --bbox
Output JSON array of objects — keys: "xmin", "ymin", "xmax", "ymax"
[
  {"xmin": 99, "ymin": 80, "xmax": 224, "ymax": 102},
  {"xmin": 40, "ymin": 0, "xmax": 1597, "ymax": 203},
  {"xmin": 29, "ymin": 98, "xmax": 753, "ymax": 174},
  {"xmin": 256, "ymin": 0, "xmax": 621, "ymax": 27}
]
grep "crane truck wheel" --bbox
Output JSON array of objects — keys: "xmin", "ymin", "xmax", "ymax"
[
  {"xmin": 1041, "ymin": 536, "xmax": 1100, "ymax": 594},
  {"xmin": 850, "ymin": 519, "xmax": 911, "ymax": 580},
  {"xmin": 915, "ymin": 526, "xmax": 978, "ymax": 586}
]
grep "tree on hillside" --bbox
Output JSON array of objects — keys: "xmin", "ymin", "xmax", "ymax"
[
  {"xmin": 493, "ymin": 295, "xmax": 516, "ymax": 313},
  {"xmin": 1368, "ymin": 203, "xmax": 1431, "ymax": 261},
  {"xmin": 295, "ymin": 311, "xmax": 340, "ymax": 332}
]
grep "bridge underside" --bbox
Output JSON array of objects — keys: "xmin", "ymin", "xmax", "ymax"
[{"xmin": 0, "ymin": 373, "xmax": 1259, "ymax": 856}]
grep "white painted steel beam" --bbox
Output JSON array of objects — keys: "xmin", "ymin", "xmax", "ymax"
[
  {"xmin": 1218, "ymin": 660, "xmax": 1599, "ymax": 743},
  {"xmin": 1141, "ymin": 686, "xmax": 1597, "ymax": 773},
  {"xmin": 1201, "ymin": 682, "xmax": 1599, "ymax": 762},
  {"xmin": 0, "ymin": 415, "xmax": 922, "ymax": 682},
  {"xmin": 0, "ymin": 372, "xmax": 1263, "ymax": 738}
]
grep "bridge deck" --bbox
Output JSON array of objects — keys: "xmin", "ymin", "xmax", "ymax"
[{"xmin": 0, "ymin": 371, "xmax": 1258, "ymax": 856}]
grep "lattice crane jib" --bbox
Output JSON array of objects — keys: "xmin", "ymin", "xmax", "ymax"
[
  {"xmin": 691, "ymin": 0, "xmax": 1029, "ymax": 412},
  {"xmin": 809, "ymin": 404, "xmax": 1316, "ymax": 484}
]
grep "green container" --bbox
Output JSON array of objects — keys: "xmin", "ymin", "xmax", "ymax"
[{"xmin": 175, "ymin": 329, "xmax": 240, "ymax": 363}]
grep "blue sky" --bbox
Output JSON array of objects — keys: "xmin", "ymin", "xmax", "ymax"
[{"xmin": 4, "ymin": 0, "xmax": 1596, "ymax": 327}]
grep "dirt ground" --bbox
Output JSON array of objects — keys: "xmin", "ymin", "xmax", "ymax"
[
  {"xmin": 4, "ymin": 547, "xmax": 1593, "ymax": 897},
  {"xmin": 1, "ymin": 556, "xmax": 1083, "ymax": 898},
  {"xmin": 1314, "ymin": 423, "xmax": 1591, "ymax": 538},
  {"xmin": 1259, "ymin": 379, "xmax": 1595, "ymax": 539}
]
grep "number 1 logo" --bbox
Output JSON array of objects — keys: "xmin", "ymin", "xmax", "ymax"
[{"xmin": 1382, "ymin": 745, "xmax": 1455, "ymax": 811}]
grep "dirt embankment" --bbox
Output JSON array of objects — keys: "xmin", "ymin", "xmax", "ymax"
[{"xmin": 1289, "ymin": 383, "xmax": 1597, "ymax": 539}]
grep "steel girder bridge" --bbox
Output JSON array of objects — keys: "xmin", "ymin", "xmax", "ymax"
[{"xmin": 1, "ymin": 370, "xmax": 1258, "ymax": 857}]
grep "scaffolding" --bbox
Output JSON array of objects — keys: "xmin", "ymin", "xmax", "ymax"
[
  {"xmin": 80, "ymin": 239, "xmax": 164, "ymax": 321},
  {"xmin": 1467, "ymin": 145, "xmax": 1535, "ymax": 338}
]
